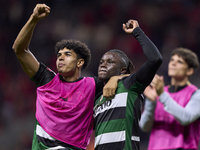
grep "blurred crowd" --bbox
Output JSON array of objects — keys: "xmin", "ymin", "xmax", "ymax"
[{"xmin": 0, "ymin": 0, "xmax": 200, "ymax": 149}]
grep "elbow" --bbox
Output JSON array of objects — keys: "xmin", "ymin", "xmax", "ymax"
[
  {"xmin": 178, "ymin": 118, "xmax": 193, "ymax": 126},
  {"xmin": 179, "ymin": 120, "xmax": 190, "ymax": 126},
  {"xmin": 176, "ymin": 115, "xmax": 193, "ymax": 126},
  {"xmin": 12, "ymin": 42, "xmax": 26, "ymax": 55},
  {"xmin": 12, "ymin": 41, "xmax": 18, "ymax": 53},
  {"xmin": 175, "ymin": 111, "xmax": 197, "ymax": 126},
  {"xmin": 12, "ymin": 43, "xmax": 16, "ymax": 52},
  {"xmin": 140, "ymin": 126, "xmax": 152, "ymax": 133},
  {"xmin": 151, "ymin": 55, "xmax": 163, "ymax": 68},
  {"xmin": 156, "ymin": 55, "xmax": 163, "ymax": 65},
  {"xmin": 139, "ymin": 121, "xmax": 152, "ymax": 132}
]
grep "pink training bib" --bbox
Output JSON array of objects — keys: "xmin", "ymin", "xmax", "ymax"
[{"xmin": 36, "ymin": 74, "xmax": 96, "ymax": 149}]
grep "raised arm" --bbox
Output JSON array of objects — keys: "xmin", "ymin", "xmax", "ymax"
[
  {"xmin": 12, "ymin": 4, "xmax": 50, "ymax": 78},
  {"xmin": 122, "ymin": 19, "xmax": 163, "ymax": 89}
]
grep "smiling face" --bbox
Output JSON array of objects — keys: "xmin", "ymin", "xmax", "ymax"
[
  {"xmin": 98, "ymin": 52, "xmax": 125, "ymax": 82},
  {"xmin": 56, "ymin": 48, "xmax": 80, "ymax": 78},
  {"xmin": 168, "ymin": 54, "xmax": 190, "ymax": 79}
]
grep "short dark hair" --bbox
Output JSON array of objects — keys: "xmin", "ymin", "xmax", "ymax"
[
  {"xmin": 108, "ymin": 49, "xmax": 135, "ymax": 74},
  {"xmin": 55, "ymin": 39, "xmax": 91, "ymax": 70},
  {"xmin": 171, "ymin": 47, "xmax": 199, "ymax": 71}
]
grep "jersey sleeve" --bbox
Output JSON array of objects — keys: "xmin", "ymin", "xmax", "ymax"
[
  {"xmin": 31, "ymin": 62, "xmax": 56, "ymax": 87},
  {"xmin": 123, "ymin": 27, "xmax": 162, "ymax": 91},
  {"xmin": 159, "ymin": 90, "xmax": 200, "ymax": 125},
  {"xmin": 139, "ymin": 98, "xmax": 156, "ymax": 132}
]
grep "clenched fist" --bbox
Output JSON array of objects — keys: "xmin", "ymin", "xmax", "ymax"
[{"xmin": 32, "ymin": 4, "xmax": 50, "ymax": 22}]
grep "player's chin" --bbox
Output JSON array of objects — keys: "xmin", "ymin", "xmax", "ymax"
[
  {"xmin": 168, "ymin": 72, "xmax": 175, "ymax": 77},
  {"xmin": 57, "ymin": 69, "xmax": 63, "ymax": 73},
  {"xmin": 58, "ymin": 70, "xmax": 65, "ymax": 75},
  {"xmin": 98, "ymin": 74, "xmax": 108, "ymax": 82}
]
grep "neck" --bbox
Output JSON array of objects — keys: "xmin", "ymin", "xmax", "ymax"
[
  {"xmin": 171, "ymin": 76, "xmax": 188, "ymax": 87},
  {"xmin": 62, "ymin": 69, "xmax": 81, "ymax": 82}
]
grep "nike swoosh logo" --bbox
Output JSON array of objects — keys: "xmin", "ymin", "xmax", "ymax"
[{"xmin": 60, "ymin": 97, "xmax": 68, "ymax": 101}]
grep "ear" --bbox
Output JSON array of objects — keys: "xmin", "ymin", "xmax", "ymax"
[
  {"xmin": 186, "ymin": 68, "xmax": 194, "ymax": 76},
  {"xmin": 77, "ymin": 58, "xmax": 85, "ymax": 68},
  {"xmin": 120, "ymin": 67, "xmax": 127, "ymax": 75}
]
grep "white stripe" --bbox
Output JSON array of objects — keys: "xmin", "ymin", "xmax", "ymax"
[
  {"xmin": 95, "ymin": 131, "xmax": 125, "ymax": 148},
  {"xmin": 95, "ymin": 131, "xmax": 140, "ymax": 148},
  {"xmin": 36, "ymin": 125, "xmax": 56, "ymax": 141},
  {"xmin": 94, "ymin": 93, "xmax": 128, "ymax": 117},
  {"xmin": 46, "ymin": 146, "xmax": 65, "ymax": 150},
  {"xmin": 132, "ymin": 136, "xmax": 140, "ymax": 142}
]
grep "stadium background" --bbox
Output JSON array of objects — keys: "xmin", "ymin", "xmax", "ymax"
[{"xmin": 0, "ymin": 0, "xmax": 200, "ymax": 149}]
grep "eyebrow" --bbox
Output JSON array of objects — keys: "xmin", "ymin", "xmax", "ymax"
[
  {"xmin": 101, "ymin": 57, "xmax": 115, "ymax": 60},
  {"xmin": 58, "ymin": 50, "xmax": 72, "ymax": 54}
]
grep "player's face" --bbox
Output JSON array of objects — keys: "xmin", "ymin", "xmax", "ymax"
[
  {"xmin": 168, "ymin": 54, "xmax": 189, "ymax": 79},
  {"xmin": 98, "ymin": 52, "xmax": 122, "ymax": 82},
  {"xmin": 56, "ymin": 48, "xmax": 79, "ymax": 77}
]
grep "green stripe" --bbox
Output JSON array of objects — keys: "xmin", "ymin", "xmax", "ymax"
[
  {"xmin": 95, "ymin": 119, "xmax": 125, "ymax": 136},
  {"xmin": 125, "ymin": 91, "xmax": 138, "ymax": 149},
  {"xmin": 116, "ymin": 81, "xmax": 129, "ymax": 93},
  {"xmin": 129, "ymin": 81, "xmax": 145, "ymax": 93},
  {"xmin": 32, "ymin": 120, "xmax": 49, "ymax": 150},
  {"xmin": 117, "ymin": 80, "xmax": 144, "ymax": 93}
]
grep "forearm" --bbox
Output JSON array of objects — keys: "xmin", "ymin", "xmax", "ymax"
[
  {"xmin": 159, "ymin": 91, "xmax": 200, "ymax": 125},
  {"xmin": 12, "ymin": 15, "xmax": 38, "ymax": 54},
  {"xmin": 132, "ymin": 27, "xmax": 162, "ymax": 87},
  {"xmin": 132, "ymin": 27, "xmax": 163, "ymax": 63},
  {"xmin": 110, "ymin": 74, "xmax": 129, "ymax": 81},
  {"xmin": 139, "ymin": 98, "xmax": 156, "ymax": 132},
  {"xmin": 12, "ymin": 14, "xmax": 41, "ymax": 78}
]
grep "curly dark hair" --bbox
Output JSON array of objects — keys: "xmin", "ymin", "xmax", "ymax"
[
  {"xmin": 108, "ymin": 49, "xmax": 135, "ymax": 74},
  {"xmin": 55, "ymin": 39, "xmax": 91, "ymax": 70},
  {"xmin": 171, "ymin": 47, "xmax": 199, "ymax": 72}
]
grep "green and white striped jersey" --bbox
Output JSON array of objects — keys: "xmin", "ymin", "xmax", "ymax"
[{"xmin": 94, "ymin": 81, "xmax": 143, "ymax": 150}]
